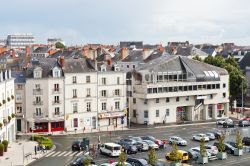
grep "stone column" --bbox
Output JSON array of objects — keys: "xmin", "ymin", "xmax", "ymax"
[
  {"xmin": 224, "ymin": 103, "xmax": 229, "ymax": 117},
  {"xmin": 48, "ymin": 122, "xmax": 51, "ymax": 133},
  {"xmin": 212, "ymin": 104, "xmax": 217, "ymax": 119},
  {"xmin": 203, "ymin": 105, "xmax": 208, "ymax": 120},
  {"xmin": 188, "ymin": 106, "xmax": 194, "ymax": 121}
]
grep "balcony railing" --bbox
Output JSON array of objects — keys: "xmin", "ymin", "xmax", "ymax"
[
  {"xmin": 33, "ymin": 89, "xmax": 43, "ymax": 95},
  {"xmin": 33, "ymin": 101, "xmax": 43, "ymax": 105},
  {"xmin": 53, "ymin": 113, "xmax": 64, "ymax": 118},
  {"xmin": 33, "ymin": 113, "xmax": 43, "ymax": 118},
  {"xmin": 52, "ymin": 88, "xmax": 61, "ymax": 94},
  {"xmin": 52, "ymin": 101, "xmax": 61, "ymax": 105}
]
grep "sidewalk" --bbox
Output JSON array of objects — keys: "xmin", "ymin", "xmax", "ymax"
[{"xmin": 0, "ymin": 140, "xmax": 55, "ymax": 166}]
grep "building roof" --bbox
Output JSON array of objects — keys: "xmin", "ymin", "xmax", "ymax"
[
  {"xmin": 32, "ymin": 47, "xmax": 50, "ymax": 54},
  {"xmin": 239, "ymin": 52, "xmax": 250, "ymax": 70},
  {"xmin": 12, "ymin": 71, "xmax": 26, "ymax": 83},
  {"xmin": 63, "ymin": 58, "xmax": 95, "ymax": 73},
  {"xmin": 48, "ymin": 50, "xmax": 82, "ymax": 59},
  {"xmin": 201, "ymin": 48, "xmax": 215, "ymax": 55}
]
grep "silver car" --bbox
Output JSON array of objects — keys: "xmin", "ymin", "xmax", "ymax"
[{"xmin": 168, "ymin": 136, "xmax": 187, "ymax": 146}]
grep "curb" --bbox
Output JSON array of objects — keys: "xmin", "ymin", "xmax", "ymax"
[{"xmin": 26, "ymin": 145, "xmax": 56, "ymax": 166}]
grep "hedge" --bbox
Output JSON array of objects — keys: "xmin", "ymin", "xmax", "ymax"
[{"xmin": 32, "ymin": 135, "xmax": 53, "ymax": 150}]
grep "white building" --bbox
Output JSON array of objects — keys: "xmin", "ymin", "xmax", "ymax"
[
  {"xmin": 47, "ymin": 38, "xmax": 65, "ymax": 46},
  {"xmin": 7, "ymin": 33, "xmax": 35, "ymax": 49},
  {"xmin": 129, "ymin": 55, "xmax": 229, "ymax": 125},
  {"xmin": 0, "ymin": 70, "xmax": 16, "ymax": 143}
]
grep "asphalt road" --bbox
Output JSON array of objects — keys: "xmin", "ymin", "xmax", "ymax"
[{"xmin": 29, "ymin": 123, "xmax": 250, "ymax": 166}]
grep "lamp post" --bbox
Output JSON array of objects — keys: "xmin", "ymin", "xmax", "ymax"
[{"xmin": 241, "ymin": 76, "xmax": 244, "ymax": 117}]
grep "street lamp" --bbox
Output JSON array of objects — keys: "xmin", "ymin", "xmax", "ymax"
[{"xmin": 241, "ymin": 76, "xmax": 244, "ymax": 117}]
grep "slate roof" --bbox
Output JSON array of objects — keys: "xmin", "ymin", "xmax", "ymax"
[
  {"xmin": 201, "ymin": 48, "xmax": 215, "ymax": 55},
  {"xmin": 33, "ymin": 47, "xmax": 49, "ymax": 53},
  {"xmin": 239, "ymin": 52, "xmax": 250, "ymax": 70},
  {"xmin": 63, "ymin": 58, "xmax": 95, "ymax": 73},
  {"xmin": 121, "ymin": 50, "xmax": 143, "ymax": 62},
  {"xmin": 12, "ymin": 71, "xmax": 26, "ymax": 83},
  {"xmin": 48, "ymin": 50, "xmax": 83, "ymax": 59}
]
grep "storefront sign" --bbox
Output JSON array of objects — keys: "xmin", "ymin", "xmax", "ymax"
[
  {"xmin": 197, "ymin": 95, "xmax": 207, "ymax": 99},
  {"xmin": 217, "ymin": 104, "xmax": 224, "ymax": 110},
  {"xmin": 98, "ymin": 111, "xmax": 125, "ymax": 119}
]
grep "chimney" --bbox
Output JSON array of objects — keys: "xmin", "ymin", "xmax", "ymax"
[
  {"xmin": 82, "ymin": 47, "xmax": 89, "ymax": 58},
  {"xmin": 142, "ymin": 48, "xmax": 151, "ymax": 60},
  {"xmin": 120, "ymin": 48, "xmax": 129, "ymax": 60},
  {"xmin": 59, "ymin": 56, "xmax": 65, "ymax": 68},
  {"xmin": 107, "ymin": 59, "xmax": 112, "ymax": 66}
]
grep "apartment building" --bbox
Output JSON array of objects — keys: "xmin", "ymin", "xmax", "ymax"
[
  {"xmin": 6, "ymin": 34, "xmax": 35, "ymax": 49},
  {"xmin": 129, "ymin": 55, "xmax": 229, "ymax": 125},
  {"xmin": 0, "ymin": 70, "xmax": 16, "ymax": 143}
]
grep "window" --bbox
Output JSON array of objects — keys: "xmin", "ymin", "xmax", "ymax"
[
  {"xmin": 133, "ymin": 65, "xmax": 135, "ymax": 69},
  {"xmin": 34, "ymin": 71, "xmax": 41, "ymax": 78},
  {"xmin": 127, "ymin": 65, "xmax": 129, "ymax": 68},
  {"xmin": 102, "ymin": 102, "xmax": 107, "ymax": 111},
  {"xmin": 186, "ymin": 96, "xmax": 189, "ymax": 101},
  {"xmin": 16, "ymin": 93, "xmax": 22, "ymax": 101},
  {"xmin": 193, "ymin": 85, "xmax": 197, "ymax": 90},
  {"xmin": 54, "ymin": 96, "xmax": 59, "ymax": 103},
  {"xmin": 117, "ymin": 77, "xmax": 120, "ymax": 85},
  {"xmin": 133, "ymin": 110, "xmax": 136, "ymax": 117},
  {"xmin": 36, "ymin": 108, "xmax": 41, "ymax": 116},
  {"xmin": 55, "ymin": 107, "xmax": 60, "ymax": 115},
  {"xmin": 73, "ymin": 118, "xmax": 78, "ymax": 127},
  {"xmin": 17, "ymin": 106, "xmax": 22, "ymax": 113},
  {"xmin": 176, "ymin": 97, "xmax": 179, "ymax": 102},
  {"xmin": 101, "ymin": 90, "xmax": 107, "ymax": 97},
  {"xmin": 35, "ymin": 84, "xmax": 40, "ymax": 89},
  {"xmin": 156, "ymin": 98, "xmax": 159, "ymax": 103},
  {"xmin": 166, "ymin": 109, "xmax": 170, "ymax": 116},
  {"xmin": 133, "ymin": 98, "xmax": 136, "ymax": 104},
  {"xmin": 86, "ymin": 76, "xmax": 90, "ymax": 83},
  {"xmin": 153, "ymin": 88, "xmax": 157, "ymax": 93},
  {"xmin": 72, "ymin": 76, "xmax": 77, "ymax": 83},
  {"xmin": 73, "ymin": 89, "xmax": 77, "ymax": 98},
  {"xmin": 87, "ymin": 102, "xmax": 91, "ymax": 112},
  {"xmin": 115, "ymin": 89, "xmax": 120, "ymax": 96},
  {"xmin": 101, "ymin": 78, "xmax": 106, "ymax": 85},
  {"xmin": 184, "ymin": 86, "xmax": 188, "ymax": 91},
  {"xmin": 54, "ymin": 84, "xmax": 59, "ymax": 91},
  {"xmin": 144, "ymin": 110, "xmax": 148, "ymax": 118},
  {"xmin": 166, "ymin": 98, "xmax": 169, "ymax": 103},
  {"xmin": 86, "ymin": 88, "xmax": 91, "ymax": 97},
  {"xmin": 188, "ymin": 86, "xmax": 192, "ymax": 91},
  {"xmin": 144, "ymin": 99, "xmax": 148, "ymax": 104},
  {"xmin": 216, "ymin": 84, "xmax": 220, "ymax": 89},
  {"xmin": 223, "ymin": 93, "xmax": 226, "ymax": 98},
  {"xmin": 17, "ymin": 84, "xmax": 23, "ymax": 90},
  {"xmin": 158, "ymin": 87, "xmax": 163, "ymax": 93},
  {"xmin": 36, "ymin": 96, "xmax": 41, "ymax": 103},
  {"xmin": 115, "ymin": 101, "xmax": 120, "ymax": 109},
  {"xmin": 54, "ymin": 70, "xmax": 60, "ymax": 77},
  {"xmin": 156, "ymin": 110, "xmax": 159, "ymax": 117},
  {"xmin": 73, "ymin": 103, "xmax": 78, "ymax": 113},
  {"xmin": 223, "ymin": 83, "xmax": 226, "ymax": 88}
]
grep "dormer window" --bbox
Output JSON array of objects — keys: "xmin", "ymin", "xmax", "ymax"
[
  {"xmin": 113, "ymin": 64, "xmax": 120, "ymax": 71},
  {"xmin": 101, "ymin": 64, "xmax": 106, "ymax": 72},
  {"xmin": 33, "ymin": 67, "xmax": 42, "ymax": 78},
  {"xmin": 53, "ymin": 67, "xmax": 61, "ymax": 78}
]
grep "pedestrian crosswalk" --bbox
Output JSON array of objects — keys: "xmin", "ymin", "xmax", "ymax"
[{"xmin": 45, "ymin": 150, "xmax": 86, "ymax": 158}]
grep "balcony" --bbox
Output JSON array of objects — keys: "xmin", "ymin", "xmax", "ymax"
[
  {"xmin": 52, "ymin": 101, "xmax": 61, "ymax": 105},
  {"xmin": 53, "ymin": 113, "xmax": 64, "ymax": 118},
  {"xmin": 33, "ymin": 89, "xmax": 43, "ymax": 95},
  {"xmin": 33, "ymin": 101, "xmax": 43, "ymax": 105},
  {"xmin": 52, "ymin": 88, "xmax": 61, "ymax": 94},
  {"xmin": 33, "ymin": 113, "xmax": 43, "ymax": 118}
]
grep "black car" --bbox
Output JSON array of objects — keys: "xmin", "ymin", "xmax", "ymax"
[
  {"xmin": 226, "ymin": 141, "xmax": 237, "ymax": 148},
  {"xmin": 212, "ymin": 131, "xmax": 223, "ymax": 139},
  {"xmin": 213, "ymin": 142, "xmax": 235, "ymax": 154},
  {"xmin": 223, "ymin": 121, "xmax": 235, "ymax": 128},
  {"xmin": 72, "ymin": 141, "xmax": 82, "ymax": 151},
  {"xmin": 243, "ymin": 137, "xmax": 250, "ymax": 146},
  {"xmin": 118, "ymin": 141, "xmax": 138, "ymax": 154},
  {"xmin": 70, "ymin": 156, "xmax": 95, "ymax": 166},
  {"xmin": 126, "ymin": 158, "xmax": 149, "ymax": 166},
  {"xmin": 239, "ymin": 120, "xmax": 250, "ymax": 127}
]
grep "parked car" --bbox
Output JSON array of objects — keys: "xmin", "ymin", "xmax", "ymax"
[
  {"xmin": 100, "ymin": 162, "xmax": 132, "ymax": 166},
  {"xmin": 70, "ymin": 156, "xmax": 96, "ymax": 166},
  {"xmin": 119, "ymin": 139, "xmax": 136, "ymax": 144},
  {"xmin": 243, "ymin": 137, "xmax": 250, "ymax": 146},
  {"xmin": 212, "ymin": 131, "xmax": 223, "ymax": 139},
  {"xmin": 192, "ymin": 134, "xmax": 209, "ymax": 142},
  {"xmin": 129, "ymin": 136, "xmax": 143, "ymax": 142},
  {"xmin": 188, "ymin": 147, "xmax": 212, "ymax": 160},
  {"xmin": 239, "ymin": 120, "xmax": 250, "ymax": 127},
  {"xmin": 141, "ymin": 136, "xmax": 164, "ymax": 148},
  {"xmin": 99, "ymin": 143, "xmax": 122, "ymax": 157},
  {"xmin": 223, "ymin": 121, "xmax": 235, "ymax": 128},
  {"xmin": 126, "ymin": 158, "xmax": 149, "ymax": 166},
  {"xmin": 168, "ymin": 136, "xmax": 187, "ymax": 146},
  {"xmin": 117, "ymin": 141, "xmax": 137, "ymax": 154},
  {"xmin": 216, "ymin": 117, "xmax": 230, "ymax": 125},
  {"xmin": 142, "ymin": 140, "xmax": 159, "ymax": 150},
  {"xmin": 166, "ymin": 150, "xmax": 189, "ymax": 162},
  {"xmin": 213, "ymin": 142, "xmax": 235, "ymax": 154},
  {"xmin": 205, "ymin": 145, "xmax": 218, "ymax": 156},
  {"xmin": 206, "ymin": 133, "xmax": 215, "ymax": 140},
  {"xmin": 132, "ymin": 141, "xmax": 149, "ymax": 152},
  {"xmin": 226, "ymin": 141, "xmax": 237, "ymax": 148},
  {"xmin": 241, "ymin": 117, "xmax": 250, "ymax": 121},
  {"xmin": 72, "ymin": 141, "xmax": 82, "ymax": 151}
]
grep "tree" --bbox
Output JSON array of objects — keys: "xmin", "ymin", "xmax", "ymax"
[
  {"xmin": 235, "ymin": 130, "xmax": 243, "ymax": 149},
  {"xmin": 83, "ymin": 157, "xmax": 91, "ymax": 166},
  {"xmin": 200, "ymin": 138, "xmax": 207, "ymax": 157},
  {"xmin": 218, "ymin": 135, "xmax": 226, "ymax": 152},
  {"xmin": 148, "ymin": 148, "xmax": 157, "ymax": 166},
  {"xmin": 55, "ymin": 42, "xmax": 65, "ymax": 49},
  {"xmin": 117, "ymin": 151, "xmax": 127, "ymax": 166},
  {"xmin": 193, "ymin": 55, "xmax": 202, "ymax": 62},
  {"xmin": 169, "ymin": 141, "xmax": 182, "ymax": 162}
]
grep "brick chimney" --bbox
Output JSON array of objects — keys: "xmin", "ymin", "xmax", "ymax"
[
  {"xmin": 58, "ymin": 56, "xmax": 65, "ymax": 68},
  {"xmin": 82, "ymin": 47, "xmax": 89, "ymax": 58},
  {"xmin": 120, "ymin": 48, "xmax": 129, "ymax": 60},
  {"xmin": 142, "ymin": 48, "xmax": 151, "ymax": 60}
]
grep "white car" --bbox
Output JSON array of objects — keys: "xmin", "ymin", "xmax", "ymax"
[
  {"xmin": 205, "ymin": 145, "xmax": 218, "ymax": 156},
  {"xmin": 100, "ymin": 162, "xmax": 132, "ymax": 166},
  {"xmin": 206, "ymin": 133, "xmax": 216, "ymax": 140},
  {"xmin": 216, "ymin": 117, "xmax": 232, "ymax": 125},
  {"xmin": 193, "ymin": 134, "xmax": 209, "ymax": 142},
  {"xmin": 188, "ymin": 147, "xmax": 212, "ymax": 159},
  {"xmin": 168, "ymin": 136, "xmax": 187, "ymax": 146},
  {"xmin": 142, "ymin": 140, "xmax": 159, "ymax": 149}
]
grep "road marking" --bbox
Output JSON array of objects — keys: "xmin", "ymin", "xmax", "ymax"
[
  {"xmin": 51, "ymin": 151, "xmax": 61, "ymax": 157},
  {"xmin": 64, "ymin": 151, "xmax": 72, "ymax": 156},
  {"xmin": 69, "ymin": 151, "xmax": 78, "ymax": 156},
  {"xmin": 75, "ymin": 151, "xmax": 83, "ymax": 156},
  {"xmin": 58, "ymin": 151, "xmax": 67, "ymax": 156},
  {"xmin": 44, "ymin": 151, "xmax": 55, "ymax": 157}
]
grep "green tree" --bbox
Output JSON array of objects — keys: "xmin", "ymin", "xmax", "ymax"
[
  {"xmin": 218, "ymin": 135, "xmax": 226, "ymax": 152},
  {"xmin": 148, "ymin": 148, "xmax": 157, "ymax": 166},
  {"xmin": 235, "ymin": 130, "xmax": 243, "ymax": 149},
  {"xmin": 117, "ymin": 151, "xmax": 127, "ymax": 166},
  {"xmin": 200, "ymin": 138, "xmax": 207, "ymax": 157},
  {"xmin": 193, "ymin": 55, "xmax": 202, "ymax": 62},
  {"xmin": 83, "ymin": 157, "xmax": 91, "ymax": 166},
  {"xmin": 169, "ymin": 141, "xmax": 182, "ymax": 162},
  {"xmin": 55, "ymin": 42, "xmax": 65, "ymax": 49}
]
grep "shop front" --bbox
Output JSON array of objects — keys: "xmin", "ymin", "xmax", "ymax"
[
  {"xmin": 176, "ymin": 107, "xmax": 187, "ymax": 122},
  {"xmin": 51, "ymin": 121, "xmax": 64, "ymax": 132},
  {"xmin": 217, "ymin": 103, "xmax": 225, "ymax": 117},
  {"xmin": 31, "ymin": 122, "xmax": 49, "ymax": 133},
  {"xmin": 98, "ymin": 111, "xmax": 126, "ymax": 128}
]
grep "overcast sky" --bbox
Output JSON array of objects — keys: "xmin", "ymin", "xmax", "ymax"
[{"xmin": 0, "ymin": 0, "xmax": 249, "ymax": 46}]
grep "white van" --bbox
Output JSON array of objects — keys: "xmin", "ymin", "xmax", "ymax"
[{"xmin": 99, "ymin": 143, "xmax": 122, "ymax": 157}]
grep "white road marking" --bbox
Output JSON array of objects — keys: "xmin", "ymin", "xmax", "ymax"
[
  {"xmin": 64, "ymin": 151, "xmax": 72, "ymax": 156},
  {"xmin": 44, "ymin": 151, "xmax": 55, "ymax": 157},
  {"xmin": 69, "ymin": 151, "xmax": 78, "ymax": 156},
  {"xmin": 51, "ymin": 151, "xmax": 61, "ymax": 157},
  {"xmin": 58, "ymin": 151, "xmax": 67, "ymax": 156},
  {"xmin": 75, "ymin": 151, "xmax": 83, "ymax": 156}
]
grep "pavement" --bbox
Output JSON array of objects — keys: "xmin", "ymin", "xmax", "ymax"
[
  {"xmin": 27, "ymin": 122, "xmax": 250, "ymax": 166},
  {"xmin": 0, "ymin": 140, "xmax": 55, "ymax": 166}
]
